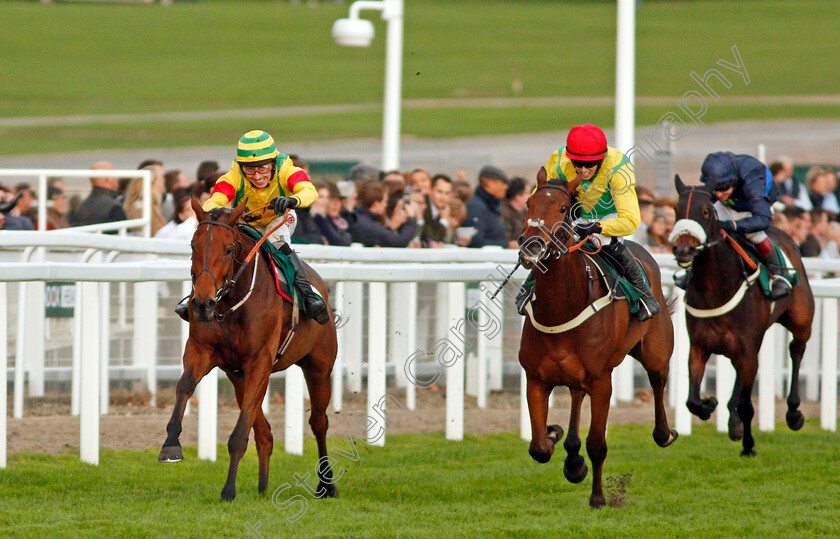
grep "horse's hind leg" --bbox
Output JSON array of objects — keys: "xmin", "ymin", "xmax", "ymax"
[
  {"xmin": 159, "ymin": 340, "xmax": 215, "ymax": 462},
  {"xmin": 301, "ymin": 354, "xmax": 338, "ymax": 498},
  {"xmin": 563, "ymin": 388, "xmax": 587, "ymax": 484},
  {"xmin": 783, "ymin": 337, "xmax": 807, "ymax": 430},
  {"xmin": 586, "ymin": 374, "xmax": 612, "ymax": 509},
  {"xmin": 736, "ymin": 358, "xmax": 759, "ymax": 457},
  {"xmin": 227, "ymin": 372, "xmax": 274, "ymax": 494},
  {"xmin": 525, "ymin": 374, "xmax": 563, "ymax": 464},
  {"xmin": 635, "ymin": 330, "xmax": 678, "ymax": 447}
]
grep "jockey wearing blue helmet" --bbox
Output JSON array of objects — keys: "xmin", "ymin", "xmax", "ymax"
[{"xmin": 696, "ymin": 151, "xmax": 790, "ymax": 299}]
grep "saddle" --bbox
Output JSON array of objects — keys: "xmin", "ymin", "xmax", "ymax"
[
  {"xmin": 585, "ymin": 243, "xmax": 651, "ymax": 317},
  {"xmin": 727, "ymin": 235, "xmax": 799, "ymax": 298}
]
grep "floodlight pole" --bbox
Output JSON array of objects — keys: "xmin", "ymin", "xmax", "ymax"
[
  {"xmin": 615, "ymin": 0, "xmax": 635, "ymax": 159},
  {"xmin": 339, "ymin": 0, "xmax": 404, "ymax": 171}
]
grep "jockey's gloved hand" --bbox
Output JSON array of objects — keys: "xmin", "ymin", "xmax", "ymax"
[
  {"xmin": 573, "ymin": 221, "xmax": 601, "ymax": 240},
  {"xmin": 208, "ymin": 207, "xmax": 232, "ymax": 220},
  {"xmin": 719, "ymin": 220, "xmax": 737, "ymax": 233},
  {"xmin": 242, "ymin": 213, "xmax": 261, "ymax": 223},
  {"xmin": 270, "ymin": 196, "xmax": 298, "ymax": 214}
]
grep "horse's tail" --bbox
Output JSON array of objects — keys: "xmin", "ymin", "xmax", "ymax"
[
  {"xmin": 666, "ymin": 292, "xmax": 680, "ymax": 316},
  {"xmin": 332, "ymin": 308, "xmax": 348, "ymax": 329}
]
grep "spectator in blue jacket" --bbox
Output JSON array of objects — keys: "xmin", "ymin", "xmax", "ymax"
[
  {"xmin": 464, "ymin": 165, "xmax": 509, "ymax": 248},
  {"xmin": 698, "ymin": 151, "xmax": 790, "ymax": 299},
  {"xmin": 351, "ymin": 180, "xmax": 417, "ymax": 247}
]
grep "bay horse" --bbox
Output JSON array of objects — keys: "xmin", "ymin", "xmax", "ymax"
[
  {"xmin": 671, "ymin": 175, "xmax": 814, "ymax": 456},
  {"xmin": 158, "ymin": 199, "xmax": 338, "ymax": 502},
  {"xmin": 518, "ymin": 167, "xmax": 677, "ymax": 508}
]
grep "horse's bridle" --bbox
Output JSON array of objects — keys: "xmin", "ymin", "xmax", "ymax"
[
  {"xmin": 194, "ymin": 220, "xmax": 248, "ymax": 305},
  {"xmin": 523, "ymin": 182, "xmax": 577, "ymax": 261},
  {"xmin": 676, "ymin": 187, "xmax": 726, "ymax": 253}
]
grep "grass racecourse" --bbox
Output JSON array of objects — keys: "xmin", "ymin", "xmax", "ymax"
[
  {"xmin": 1, "ymin": 0, "xmax": 840, "ymax": 155},
  {"xmin": 1, "ymin": 424, "xmax": 840, "ymax": 537}
]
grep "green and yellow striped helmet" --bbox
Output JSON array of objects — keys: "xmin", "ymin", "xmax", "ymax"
[{"xmin": 236, "ymin": 130, "xmax": 280, "ymax": 164}]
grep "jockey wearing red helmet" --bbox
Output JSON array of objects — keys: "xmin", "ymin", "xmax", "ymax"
[{"xmin": 516, "ymin": 124, "xmax": 661, "ymax": 321}]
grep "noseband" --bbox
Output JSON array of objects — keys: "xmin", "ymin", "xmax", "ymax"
[
  {"xmin": 523, "ymin": 182, "xmax": 576, "ymax": 261},
  {"xmin": 194, "ymin": 220, "xmax": 245, "ymax": 303},
  {"xmin": 671, "ymin": 188, "xmax": 725, "ymax": 254}
]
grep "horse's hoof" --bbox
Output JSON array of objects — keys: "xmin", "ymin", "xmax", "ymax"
[
  {"xmin": 740, "ymin": 448, "xmax": 757, "ymax": 458},
  {"xmin": 686, "ymin": 400, "xmax": 711, "ymax": 421},
  {"xmin": 656, "ymin": 428, "xmax": 678, "ymax": 448},
  {"xmin": 728, "ymin": 417, "xmax": 744, "ymax": 441},
  {"xmin": 317, "ymin": 482, "xmax": 338, "ymax": 498},
  {"xmin": 563, "ymin": 457, "xmax": 588, "ymax": 484},
  {"xmin": 705, "ymin": 397, "xmax": 719, "ymax": 413},
  {"xmin": 546, "ymin": 424, "xmax": 564, "ymax": 445},
  {"xmin": 221, "ymin": 485, "xmax": 236, "ymax": 502},
  {"xmin": 786, "ymin": 410, "xmax": 805, "ymax": 431},
  {"xmin": 589, "ymin": 493, "xmax": 606, "ymax": 509},
  {"xmin": 158, "ymin": 445, "xmax": 183, "ymax": 463}
]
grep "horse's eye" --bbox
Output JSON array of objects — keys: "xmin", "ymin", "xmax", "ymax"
[
  {"xmin": 225, "ymin": 246, "xmax": 235, "ymax": 255},
  {"xmin": 702, "ymin": 207, "xmax": 710, "ymax": 218},
  {"xmin": 560, "ymin": 205, "xmax": 567, "ymax": 214}
]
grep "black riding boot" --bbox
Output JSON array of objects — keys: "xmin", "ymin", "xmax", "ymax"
[
  {"xmin": 279, "ymin": 243, "xmax": 330, "ymax": 325},
  {"xmin": 604, "ymin": 241, "xmax": 661, "ymax": 322},
  {"xmin": 515, "ymin": 270, "xmax": 536, "ymax": 316},
  {"xmin": 174, "ymin": 298, "xmax": 189, "ymax": 322},
  {"xmin": 757, "ymin": 248, "xmax": 792, "ymax": 300}
]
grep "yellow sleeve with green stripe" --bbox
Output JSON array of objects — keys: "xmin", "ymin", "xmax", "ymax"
[{"xmin": 598, "ymin": 149, "xmax": 640, "ymax": 237}]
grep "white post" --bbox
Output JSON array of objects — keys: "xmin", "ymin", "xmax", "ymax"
[
  {"xmin": 389, "ymin": 282, "xmax": 416, "ymax": 410},
  {"xmin": 79, "ymin": 281, "xmax": 100, "ymax": 465},
  {"xmin": 99, "ymin": 281, "xmax": 110, "ymax": 415},
  {"xmin": 672, "ymin": 294, "xmax": 692, "ymax": 435},
  {"xmin": 482, "ymin": 282, "xmax": 504, "ymax": 392},
  {"xmin": 381, "ymin": 0, "xmax": 403, "ymax": 171},
  {"xmin": 445, "ymin": 282, "xmax": 465, "ymax": 441},
  {"xmin": 262, "ymin": 380, "xmax": 270, "ymax": 416},
  {"xmin": 24, "ymin": 249, "xmax": 46, "ymax": 397},
  {"xmin": 13, "ymin": 280, "xmax": 26, "ymax": 419},
  {"xmin": 367, "ymin": 282, "xmax": 387, "ymax": 446},
  {"xmin": 37, "ymin": 174, "xmax": 48, "ymax": 232},
  {"xmin": 285, "ymin": 365, "xmax": 305, "ymax": 455},
  {"xmin": 0, "ymin": 283, "xmax": 6, "ymax": 468},
  {"xmin": 181, "ymin": 280, "xmax": 191, "ymax": 417},
  {"xmin": 715, "ymin": 355, "xmax": 736, "ymax": 432},
  {"xmin": 820, "ymin": 298, "xmax": 838, "ymax": 431},
  {"xmin": 71, "ymin": 282, "xmax": 82, "ymax": 416},
  {"xmin": 197, "ymin": 368, "xmax": 217, "ymax": 461},
  {"xmin": 332, "ymin": 282, "xmax": 345, "ymax": 413},
  {"xmin": 758, "ymin": 325, "xmax": 777, "ymax": 431},
  {"xmin": 614, "ymin": 356, "xmax": 634, "ymax": 402},
  {"xmin": 133, "ymin": 281, "xmax": 158, "ymax": 406},
  {"xmin": 342, "ymin": 281, "xmax": 363, "ymax": 394},
  {"xmin": 804, "ymin": 299, "xmax": 821, "ymax": 401},
  {"xmin": 520, "ymin": 366, "xmax": 531, "ymax": 441},
  {"xmin": 476, "ymin": 302, "xmax": 488, "ymax": 409},
  {"xmin": 614, "ymin": 0, "xmax": 636, "ymax": 156},
  {"xmin": 757, "ymin": 143, "xmax": 766, "ymax": 165}
]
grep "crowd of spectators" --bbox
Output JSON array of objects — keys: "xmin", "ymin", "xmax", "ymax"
[{"xmin": 2, "ymin": 154, "xmax": 839, "ymax": 260}]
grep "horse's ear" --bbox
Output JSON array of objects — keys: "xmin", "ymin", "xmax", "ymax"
[
  {"xmin": 191, "ymin": 197, "xmax": 207, "ymax": 221},
  {"xmin": 674, "ymin": 174, "xmax": 688, "ymax": 194},
  {"xmin": 566, "ymin": 173, "xmax": 583, "ymax": 196},
  {"xmin": 536, "ymin": 167, "xmax": 548, "ymax": 187},
  {"xmin": 229, "ymin": 198, "xmax": 249, "ymax": 223}
]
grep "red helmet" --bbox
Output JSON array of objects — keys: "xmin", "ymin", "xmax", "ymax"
[{"xmin": 566, "ymin": 124, "xmax": 607, "ymax": 161}]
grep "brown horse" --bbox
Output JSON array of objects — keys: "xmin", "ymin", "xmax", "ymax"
[
  {"xmin": 158, "ymin": 199, "xmax": 338, "ymax": 501},
  {"xmin": 671, "ymin": 175, "xmax": 814, "ymax": 456},
  {"xmin": 518, "ymin": 168, "xmax": 677, "ymax": 508}
]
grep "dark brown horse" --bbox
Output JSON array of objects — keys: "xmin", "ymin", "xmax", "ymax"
[
  {"xmin": 158, "ymin": 199, "xmax": 338, "ymax": 501},
  {"xmin": 518, "ymin": 168, "xmax": 677, "ymax": 508},
  {"xmin": 671, "ymin": 175, "xmax": 814, "ymax": 456}
]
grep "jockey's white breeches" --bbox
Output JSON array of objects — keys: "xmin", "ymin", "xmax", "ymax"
[
  {"xmin": 714, "ymin": 202, "xmax": 768, "ymax": 243},
  {"xmin": 254, "ymin": 209, "xmax": 297, "ymax": 248}
]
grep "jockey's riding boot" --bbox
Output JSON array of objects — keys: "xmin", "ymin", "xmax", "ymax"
[
  {"xmin": 279, "ymin": 243, "xmax": 330, "ymax": 325},
  {"xmin": 757, "ymin": 246, "xmax": 792, "ymax": 300},
  {"xmin": 604, "ymin": 241, "xmax": 661, "ymax": 322},
  {"xmin": 515, "ymin": 270, "xmax": 536, "ymax": 316},
  {"xmin": 174, "ymin": 297, "xmax": 189, "ymax": 322},
  {"xmin": 673, "ymin": 269, "xmax": 689, "ymax": 290}
]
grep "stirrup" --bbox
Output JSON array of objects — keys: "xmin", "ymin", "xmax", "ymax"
[
  {"xmin": 673, "ymin": 269, "xmax": 689, "ymax": 290},
  {"xmin": 769, "ymin": 276, "xmax": 792, "ymax": 300},
  {"xmin": 636, "ymin": 296, "xmax": 661, "ymax": 322},
  {"xmin": 516, "ymin": 281, "xmax": 534, "ymax": 316}
]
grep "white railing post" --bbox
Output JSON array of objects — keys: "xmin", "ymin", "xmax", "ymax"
[
  {"xmin": 197, "ymin": 368, "xmax": 218, "ymax": 461},
  {"xmin": 520, "ymin": 365, "xmax": 531, "ymax": 441},
  {"xmin": 715, "ymin": 355, "xmax": 735, "ymax": 432},
  {"xmin": 181, "ymin": 280, "xmax": 191, "ymax": 416},
  {"xmin": 389, "ymin": 282, "xmax": 416, "ymax": 410},
  {"xmin": 0, "ymin": 283, "xmax": 6, "ymax": 468},
  {"xmin": 133, "ymin": 280, "xmax": 158, "ymax": 406},
  {"xmin": 804, "ymin": 298, "xmax": 822, "ymax": 401},
  {"xmin": 614, "ymin": 356, "xmax": 634, "ymax": 402},
  {"xmin": 284, "ymin": 365, "xmax": 305, "ymax": 455},
  {"xmin": 367, "ymin": 282, "xmax": 387, "ymax": 446},
  {"xmin": 445, "ymin": 282, "xmax": 465, "ymax": 441},
  {"xmin": 332, "ymin": 282, "xmax": 345, "ymax": 413},
  {"xmin": 820, "ymin": 298, "xmax": 838, "ymax": 431},
  {"xmin": 79, "ymin": 281, "xmax": 100, "ymax": 465},
  {"xmin": 99, "ymin": 279, "xmax": 110, "ymax": 415},
  {"xmin": 342, "ymin": 281, "xmax": 364, "ymax": 394},
  {"xmin": 758, "ymin": 325, "xmax": 778, "ymax": 431},
  {"xmin": 672, "ymin": 293, "xmax": 692, "ymax": 435}
]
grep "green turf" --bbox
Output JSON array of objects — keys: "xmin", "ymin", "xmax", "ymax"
[
  {"xmin": 0, "ymin": 0, "xmax": 837, "ymax": 155},
  {"xmin": 1, "ymin": 424, "xmax": 839, "ymax": 537}
]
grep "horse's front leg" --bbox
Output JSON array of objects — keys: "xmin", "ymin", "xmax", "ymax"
[
  {"xmin": 563, "ymin": 388, "xmax": 587, "ymax": 483},
  {"xmin": 301, "ymin": 354, "xmax": 338, "ymax": 498},
  {"xmin": 586, "ymin": 374, "xmax": 612, "ymax": 509},
  {"xmin": 785, "ymin": 337, "xmax": 807, "ymax": 430},
  {"xmin": 727, "ymin": 371, "xmax": 743, "ymax": 441},
  {"xmin": 736, "ymin": 358, "xmax": 759, "ymax": 457},
  {"xmin": 525, "ymin": 373, "xmax": 563, "ymax": 464},
  {"xmin": 685, "ymin": 345, "xmax": 716, "ymax": 420},
  {"xmin": 159, "ymin": 340, "xmax": 215, "ymax": 462},
  {"xmin": 221, "ymin": 363, "xmax": 271, "ymax": 502},
  {"xmin": 226, "ymin": 372, "xmax": 274, "ymax": 495}
]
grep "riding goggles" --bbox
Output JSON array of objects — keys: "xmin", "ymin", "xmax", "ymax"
[
  {"xmin": 242, "ymin": 163, "xmax": 273, "ymax": 175},
  {"xmin": 570, "ymin": 159, "xmax": 601, "ymax": 169},
  {"xmin": 713, "ymin": 179, "xmax": 736, "ymax": 192}
]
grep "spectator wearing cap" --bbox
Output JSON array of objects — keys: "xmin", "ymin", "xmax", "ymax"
[
  {"xmin": 463, "ymin": 165, "xmax": 510, "ymax": 248},
  {"xmin": 70, "ymin": 161, "xmax": 128, "ymax": 229},
  {"xmin": 351, "ymin": 180, "xmax": 417, "ymax": 247}
]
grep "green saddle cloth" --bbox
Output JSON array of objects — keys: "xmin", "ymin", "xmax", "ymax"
[
  {"xmin": 584, "ymin": 241, "xmax": 650, "ymax": 316},
  {"xmin": 732, "ymin": 237, "xmax": 800, "ymax": 298},
  {"xmin": 239, "ymin": 225, "xmax": 299, "ymax": 304}
]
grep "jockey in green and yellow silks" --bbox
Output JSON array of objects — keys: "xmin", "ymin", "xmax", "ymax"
[
  {"xmin": 176, "ymin": 130, "xmax": 328, "ymax": 325},
  {"xmin": 516, "ymin": 124, "xmax": 661, "ymax": 322}
]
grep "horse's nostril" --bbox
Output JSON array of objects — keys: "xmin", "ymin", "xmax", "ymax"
[
  {"xmin": 517, "ymin": 235, "xmax": 524, "ymax": 247},
  {"xmin": 207, "ymin": 299, "xmax": 217, "ymax": 311}
]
